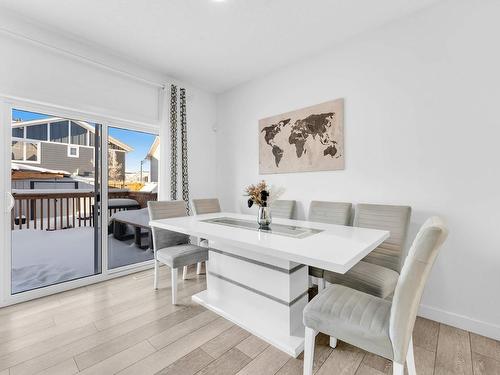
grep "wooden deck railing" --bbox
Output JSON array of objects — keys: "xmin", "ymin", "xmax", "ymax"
[
  {"xmin": 12, "ymin": 190, "xmax": 157, "ymax": 231},
  {"xmin": 12, "ymin": 191, "xmax": 95, "ymax": 231}
]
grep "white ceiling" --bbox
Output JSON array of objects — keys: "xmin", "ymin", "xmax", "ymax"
[{"xmin": 0, "ymin": 0, "xmax": 440, "ymax": 93}]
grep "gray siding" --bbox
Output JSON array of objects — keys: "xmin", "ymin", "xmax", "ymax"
[
  {"xmin": 41, "ymin": 143, "xmax": 94, "ymax": 176},
  {"xmin": 15, "ymin": 142, "xmax": 97, "ymax": 177},
  {"xmin": 14, "ymin": 143, "xmax": 126, "ymax": 181}
]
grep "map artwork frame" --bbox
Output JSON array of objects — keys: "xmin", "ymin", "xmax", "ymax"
[{"xmin": 259, "ymin": 98, "xmax": 344, "ymax": 174}]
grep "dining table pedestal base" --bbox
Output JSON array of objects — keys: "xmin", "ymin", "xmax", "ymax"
[{"xmin": 192, "ymin": 241, "xmax": 309, "ymax": 358}]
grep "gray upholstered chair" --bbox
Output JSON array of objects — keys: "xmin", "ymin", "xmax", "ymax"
[
  {"xmin": 271, "ymin": 200, "xmax": 295, "ymax": 219},
  {"xmin": 323, "ymin": 204, "xmax": 411, "ymax": 299},
  {"xmin": 308, "ymin": 201, "xmax": 352, "ymax": 290},
  {"xmin": 191, "ymin": 198, "xmax": 221, "ymax": 275},
  {"xmin": 303, "ymin": 217, "xmax": 448, "ymax": 375},
  {"xmin": 192, "ymin": 198, "xmax": 221, "ymax": 215},
  {"xmin": 148, "ymin": 200, "xmax": 208, "ymax": 304}
]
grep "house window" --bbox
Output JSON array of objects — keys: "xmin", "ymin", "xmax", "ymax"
[
  {"xmin": 11, "ymin": 140, "xmax": 40, "ymax": 163},
  {"xmin": 68, "ymin": 145, "xmax": 79, "ymax": 158},
  {"xmin": 12, "ymin": 127, "xmax": 24, "ymax": 138},
  {"xmin": 70, "ymin": 121, "xmax": 87, "ymax": 145},
  {"xmin": 50, "ymin": 121, "xmax": 69, "ymax": 143},
  {"xmin": 11, "ymin": 141, "xmax": 24, "ymax": 160},
  {"xmin": 25, "ymin": 143, "xmax": 39, "ymax": 161},
  {"xmin": 26, "ymin": 124, "xmax": 48, "ymax": 141}
]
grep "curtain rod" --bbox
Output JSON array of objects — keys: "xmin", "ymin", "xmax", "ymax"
[{"xmin": 0, "ymin": 26, "xmax": 166, "ymax": 90}]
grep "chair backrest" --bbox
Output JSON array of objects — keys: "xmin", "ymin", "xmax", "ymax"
[
  {"xmin": 354, "ymin": 204, "xmax": 411, "ymax": 272},
  {"xmin": 192, "ymin": 198, "xmax": 221, "ymax": 215},
  {"xmin": 308, "ymin": 201, "xmax": 352, "ymax": 225},
  {"xmin": 148, "ymin": 201, "xmax": 189, "ymax": 251},
  {"xmin": 389, "ymin": 217, "xmax": 448, "ymax": 363},
  {"xmin": 271, "ymin": 200, "xmax": 295, "ymax": 219}
]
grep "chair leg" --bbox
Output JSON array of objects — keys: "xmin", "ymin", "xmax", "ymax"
[
  {"xmin": 196, "ymin": 262, "xmax": 203, "ymax": 275},
  {"xmin": 153, "ymin": 260, "xmax": 159, "ymax": 290},
  {"xmin": 303, "ymin": 327, "xmax": 317, "ymax": 375},
  {"xmin": 407, "ymin": 336, "xmax": 417, "ymax": 375},
  {"xmin": 318, "ymin": 278, "xmax": 326, "ymax": 291},
  {"xmin": 182, "ymin": 265, "xmax": 188, "ymax": 280},
  {"xmin": 171, "ymin": 268, "xmax": 178, "ymax": 305},
  {"xmin": 329, "ymin": 337, "xmax": 338, "ymax": 348},
  {"xmin": 392, "ymin": 362, "xmax": 404, "ymax": 375}
]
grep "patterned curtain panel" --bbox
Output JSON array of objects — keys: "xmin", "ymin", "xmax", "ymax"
[
  {"xmin": 170, "ymin": 84, "xmax": 178, "ymax": 200},
  {"xmin": 180, "ymin": 88, "xmax": 190, "ymax": 215},
  {"xmin": 169, "ymin": 85, "xmax": 190, "ymax": 215}
]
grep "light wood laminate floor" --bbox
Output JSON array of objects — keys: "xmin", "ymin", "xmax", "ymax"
[{"xmin": 0, "ymin": 266, "xmax": 498, "ymax": 375}]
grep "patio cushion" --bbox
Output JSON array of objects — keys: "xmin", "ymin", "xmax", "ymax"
[
  {"xmin": 156, "ymin": 244, "xmax": 209, "ymax": 269},
  {"xmin": 323, "ymin": 261, "xmax": 399, "ymax": 299},
  {"xmin": 107, "ymin": 198, "xmax": 140, "ymax": 208},
  {"xmin": 303, "ymin": 284, "xmax": 393, "ymax": 360}
]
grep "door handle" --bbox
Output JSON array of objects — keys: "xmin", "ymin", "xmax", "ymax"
[{"xmin": 5, "ymin": 192, "xmax": 15, "ymax": 213}]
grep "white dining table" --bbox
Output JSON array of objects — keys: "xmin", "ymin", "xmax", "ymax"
[{"xmin": 149, "ymin": 212, "xmax": 389, "ymax": 357}]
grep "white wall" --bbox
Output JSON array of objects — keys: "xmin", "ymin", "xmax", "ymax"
[{"xmin": 216, "ymin": 0, "xmax": 500, "ymax": 339}]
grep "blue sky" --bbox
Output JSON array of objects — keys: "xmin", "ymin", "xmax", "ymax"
[
  {"xmin": 109, "ymin": 127, "xmax": 156, "ymax": 172},
  {"xmin": 13, "ymin": 109, "xmax": 156, "ymax": 173},
  {"xmin": 12, "ymin": 109, "xmax": 47, "ymax": 121}
]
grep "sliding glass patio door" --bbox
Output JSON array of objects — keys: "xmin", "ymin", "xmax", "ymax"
[
  {"xmin": 0, "ymin": 101, "xmax": 161, "ymax": 304},
  {"xmin": 7, "ymin": 108, "xmax": 102, "ymax": 294},
  {"xmin": 106, "ymin": 126, "xmax": 158, "ymax": 270}
]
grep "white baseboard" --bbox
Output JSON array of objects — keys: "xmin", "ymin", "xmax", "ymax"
[{"xmin": 419, "ymin": 304, "xmax": 500, "ymax": 341}]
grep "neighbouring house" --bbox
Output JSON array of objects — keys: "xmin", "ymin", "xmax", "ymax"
[
  {"xmin": 11, "ymin": 117, "xmax": 133, "ymax": 189},
  {"xmin": 142, "ymin": 136, "xmax": 159, "ymax": 193},
  {"xmin": 145, "ymin": 136, "xmax": 159, "ymax": 183}
]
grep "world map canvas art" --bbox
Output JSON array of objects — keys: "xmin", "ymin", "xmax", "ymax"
[{"xmin": 259, "ymin": 98, "xmax": 344, "ymax": 174}]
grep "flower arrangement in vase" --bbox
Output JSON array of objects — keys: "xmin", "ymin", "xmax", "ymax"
[{"xmin": 244, "ymin": 180, "xmax": 284, "ymax": 229}]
